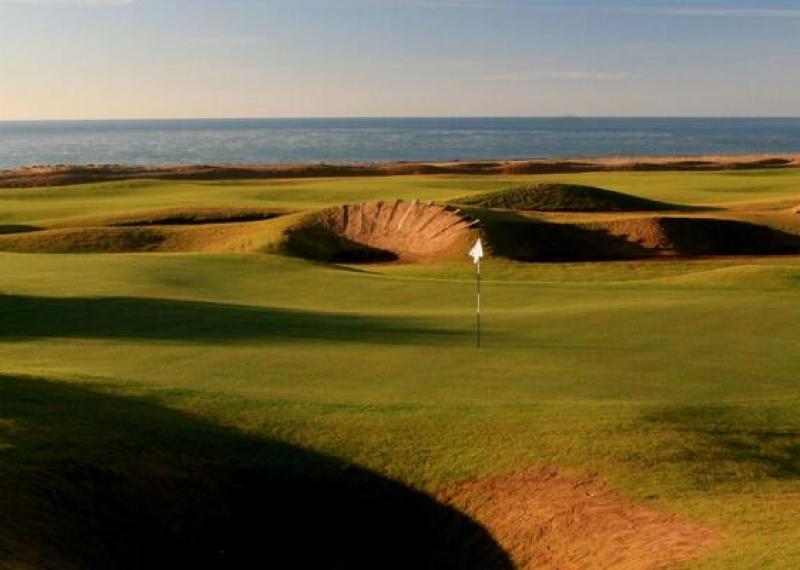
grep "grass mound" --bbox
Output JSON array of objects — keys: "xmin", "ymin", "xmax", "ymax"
[
  {"xmin": 0, "ymin": 227, "xmax": 171, "ymax": 253},
  {"xmin": 59, "ymin": 206, "xmax": 290, "ymax": 228},
  {"xmin": 478, "ymin": 210, "xmax": 800, "ymax": 261},
  {"xmin": 0, "ymin": 218, "xmax": 296, "ymax": 254},
  {"xmin": 457, "ymin": 183, "xmax": 685, "ymax": 212}
]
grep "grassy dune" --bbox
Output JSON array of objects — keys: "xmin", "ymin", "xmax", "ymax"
[
  {"xmin": 3, "ymin": 169, "xmax": 800, "ymax": 568},
  {"xmin": 455, "ymin": 182, "xmax": 686, "ymax": 211}
]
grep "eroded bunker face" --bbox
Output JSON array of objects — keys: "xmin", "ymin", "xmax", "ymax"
[{"xmin": 284, "ymin": 200, "xmax": 482, "ymax": 262}]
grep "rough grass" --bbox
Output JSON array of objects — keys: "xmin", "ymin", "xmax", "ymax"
[
  {"xmin": 455, "ymin": 183, "xmax": 687, "ymax": 212},
  {"xmin": 438, "ymin": 468, "xmax": 721, "ymax": 569}
]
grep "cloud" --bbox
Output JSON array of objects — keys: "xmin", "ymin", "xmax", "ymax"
[
  {"xmin": 619, "ymin": 7, "xmax": 800, "ymax": 18},
  {"xmin": 549, "ymin": 70, "xmax": 634, "ymax": 81},
  {"xmin": 260, "ymin": 0, "xmax": 529, "ymax": 6},
  {"xmin": 338, "ymin": 0, "xmax": 523, "ymax": 4},
  {"xmin": 0, "ymin": 0, "xmax": 133, "ymax": 4},
  {"xmin": 483, "ymin": 70, "xmax": 635, "ymax": 82}
]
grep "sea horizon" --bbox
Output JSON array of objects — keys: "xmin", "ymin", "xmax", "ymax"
[
  {"xmin": 3, "ymin": 116, "xmax": 800, "ymax": 169},
  {"xmin": 4, "ymin": 115, "xmax": 800, "ymax": 123}
]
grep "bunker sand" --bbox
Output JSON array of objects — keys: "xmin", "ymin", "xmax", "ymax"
[{"xmin": 282, "ymin": 200, "xmax": 481, "ymax": 262}]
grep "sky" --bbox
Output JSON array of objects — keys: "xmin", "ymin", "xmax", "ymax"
[{"xmin": 0, "ymin": 0, "xmax": 799, "ymax": 120}]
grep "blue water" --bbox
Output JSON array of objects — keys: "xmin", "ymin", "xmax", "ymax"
[{"xmin": 1, "ymin": 117, "xmax": 799, "ymax": 169}]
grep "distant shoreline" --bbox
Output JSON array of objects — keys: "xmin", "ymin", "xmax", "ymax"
[
  {"xmin": 3, "ymin": 116, "xmax": 800, "ymax": 123},
  {"xmin": 4, "ymin": 117, "xmax": 800, "ymax": 171},
  {"xmin": 1, "ymin": 153, "xmax": 799, "ymax": 189}
]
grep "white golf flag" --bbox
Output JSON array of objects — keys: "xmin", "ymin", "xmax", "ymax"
[{"xmin": 469, "ymin": 238, "xmax": 484, "ymax": 264}]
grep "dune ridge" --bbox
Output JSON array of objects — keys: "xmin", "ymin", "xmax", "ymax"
[
  {"xmin": 2, "ymin": 154, "xmax": 799, "ymax": 188},
  {"xmin": 455, "ymin": 183, "xmax": 687, "ymax": 212}
]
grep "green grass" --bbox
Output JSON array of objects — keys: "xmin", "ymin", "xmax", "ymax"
[
  {"xmin": 455, "ymin": 182, "xmax": 685, "ymax": 211},
  {"xmin": 4, "ymin": 169, "xmax": 800, "ymax": 567}
]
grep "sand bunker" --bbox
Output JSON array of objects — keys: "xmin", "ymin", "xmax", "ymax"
[
  {"xmin": 437, "ymin": 468, "xmax": 720, "ymax": 570},
  {"xmin": 457, "ymin": 184, "xmax": 685, "ymax": 212},
  {"xmin": 281, "ymin": 200, "xmax": 481, "ymax": 262}
]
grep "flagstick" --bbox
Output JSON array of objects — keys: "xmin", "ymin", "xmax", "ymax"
[
  {"xmin": 476, "ymin": 257, "xmax": 481, "ymax": 349},
  {"xmin": 468, "ymin": 237, "xmax": 484, "ymax": 349}
]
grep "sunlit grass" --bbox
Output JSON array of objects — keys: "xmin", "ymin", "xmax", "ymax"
[{"xmin": 3, "ymin": 170, "xmax": 800, "ymax": 567}]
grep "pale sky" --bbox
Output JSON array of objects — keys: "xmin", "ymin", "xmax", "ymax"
[{"xmin": 1, "ymin": 0, "xmax": 799, "ymax": 120}]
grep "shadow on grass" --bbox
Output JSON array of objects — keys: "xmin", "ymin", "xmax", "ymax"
[
  {"xmin": 0, "ymin": 374, "xmax": 513, "ymax": 569},
  {"xmin": 659, "ymin": 218, "xmax": 800, "ymax": 256},
  {"xmin": 0, "ymin": 225, "xmax": 39, "ymax": 235},
  {"xmin": 479, "ymin": 211, "xmax": 653, "ymax": 261},
  {"xmin": 642, "ymin": 405, "xmax": 800, "ymax": 482},
  {"xmin": 0, "ymin": 294, "xmax": 464, "ymax": 345},
  {"xmin": 478, "ymin": 209, "xmax": 800, "ymax": 261}
]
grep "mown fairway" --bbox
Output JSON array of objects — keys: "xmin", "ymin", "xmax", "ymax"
[{"xmin": 3, "ymin": 169, "xmax": 800, "ymax": 568}]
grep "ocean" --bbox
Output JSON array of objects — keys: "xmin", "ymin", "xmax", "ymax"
[{"xmin": 1, "ymin": 117, "xmax": 799, "ymax": 169}]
